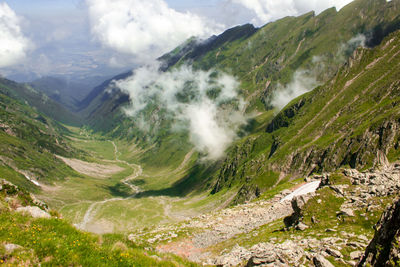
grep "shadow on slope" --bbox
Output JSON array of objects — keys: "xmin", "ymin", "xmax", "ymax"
[{"xmin": 133, "ymin": 162, "xmax": 220, "ymax": 198}]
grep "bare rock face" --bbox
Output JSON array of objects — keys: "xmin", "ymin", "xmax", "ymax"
[{"xmin": 358, "ymin": 197, "xmax": 400, "ymax": 266}]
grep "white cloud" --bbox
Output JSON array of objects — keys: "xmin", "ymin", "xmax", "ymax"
[
  {"xmin": 270, "ymin": 33, "xmax": 365, "ymax": 111},
  {"xmin": 0, "ymin": 3, "xmax": 31, "ymax": 68},
  {"xmin": 86, "ymin": 0, "xmax": 223, "ymax": 62},
  {"xmin": 271, "ymin": 70, "xmax": 318, "ymax": 110},
  {"xmin": 232, "ymin": 0, "xmax": 354, "ymax": 25},
  {"xmin": 114, "ymin": 62, "xmax": 247, "ymax": 160}
]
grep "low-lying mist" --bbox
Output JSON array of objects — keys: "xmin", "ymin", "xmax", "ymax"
[{"xmin": 113, "ymin": 63, "xmax": 247, "ymax": 160}]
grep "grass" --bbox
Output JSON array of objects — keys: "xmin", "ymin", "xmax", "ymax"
[
  {"xmin": 33, "ymin": 131, "xmax": 239, "ymax": 233},
  {"xmin": 0, "ymin": 200, "xmax": 197, "ymax": 266},
  {"xmin": 0, "ymin": 181, "xmax": 198, "ymax": 266}
]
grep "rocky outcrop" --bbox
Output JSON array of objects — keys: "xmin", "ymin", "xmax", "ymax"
[
  {"xmin": 281, "ymin": 119, "xmax": 400, "ymax": 177},
  {"xmin": 358, "ymin": 197, "xmax": 400, "ymax": 267},
  {"xmin": 16, "ymin": 206, "xmax": 51, "ymax": 219},
  {"xmin": 266, "ymin": 98, "xmax": 307, "ymax": 133},
  {"xmin": 284, "ymin": 195, "xmax": 312, "ymax": 229},
  {"xmin": 1, "ymin": 179, "xmax": 51, "ymax": 218},
  {"xmin": 211, "ymin": 137, "xmax": 256, "ymax": 194}
]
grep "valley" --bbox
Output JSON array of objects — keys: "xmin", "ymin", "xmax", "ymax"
[
  {"xmin": 37, "ymin": 128, "xmax": 234, "ymax": 234},
  {"xmin": 0, "ymin": 0, "xmax": 400, "ymax": 266}
]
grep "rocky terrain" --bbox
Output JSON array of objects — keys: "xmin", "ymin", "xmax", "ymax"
[
  {"xmin": 359, "ymin": 196, "xmax": 400, "ymax": 266},
  {"xmin": 127, "ymin": 162, "xmax": 400, "ymax": 266}
]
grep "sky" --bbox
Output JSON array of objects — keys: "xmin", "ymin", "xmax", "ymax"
[{"xmin": 0, "ymin": 0, "xmax": 354, "ymax": 83}]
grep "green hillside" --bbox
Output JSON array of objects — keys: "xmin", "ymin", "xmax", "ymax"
[
  {"xmin": 0, "ymin": 0, "xmax": 399, "ymax": 265},
  {"xmin": 0, "ymin": 79, "xmax": 81, "ymax": 191},
  {"xmin": 165, "ymin": 0, "xmax": 400, "ymax": 112},
  {"xmin": 79, "ymin": 0, "xmax": 400, "ymax": 169},
  {"xmin": 0, "ymin": 78, "xmax": 82, "ymax": 126},
  {"xmin": 0, "ymin": 180, "xmax": 196, "ymax": 266},
  {"xmin": 212, "ymin": 29, "xmax": 400, "ymax": 202}
]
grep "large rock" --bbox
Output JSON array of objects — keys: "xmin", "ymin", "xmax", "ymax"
[
  {"xmin": 284, "ymin": 195, "xmax": 311, "ymax": 228},
  {"xmin": 358, "ymin": 197, "xmax": 400, "ymax": 266},
  {"xmin": 339, "ymin": 208, "xmax": 355, "ymax": 217},
  {"xmin": 3, "ymin": 243, "xmax": 22, "ymax": 254},
  {"xmin": 313, "ymin": 255, "xmax": 335, "ymax": 267},
  {"xmin": 326, "ymin": 248, "xmax": 343, "ymax": 258},
  {"xmin": 16, "ymin": 206, "xmax": 51, "ymax": 219}
]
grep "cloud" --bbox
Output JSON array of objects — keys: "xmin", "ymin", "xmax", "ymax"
[
  {"xmin": 270, "ymin": 70, "xmax": 318, "ymax": 110},
  {"xmin": 0, "ymin": 3, "xmax": 31, "ymax": 68},
  {"xmin": 231, "ymin": 0, "xmax": 354, "ymax": 25},
  {"xmin": 270, "ymin": 33, "xmax": 366, "ymax": 111},
  {"xmin": 86, "ymin": 0, "xmax": 223, "ymax": 62},
  {"xmin": 114, "ymin": 63, "xmax": 247, "ymax": 160}
]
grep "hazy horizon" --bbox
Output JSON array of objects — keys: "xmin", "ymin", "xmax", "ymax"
[{"xmin": 0, "ymin": 0, "xmax": 354, "ymax": 83}]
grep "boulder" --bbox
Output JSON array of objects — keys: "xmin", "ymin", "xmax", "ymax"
[
  {"xmin": 326, "ymin": 248, "xmax": 343, "ymax": 258},
  {"xmin": 246, "ymin": 255, "xmax": 276, "ymax": 266},
  {"xmin": 16, "ymin": 206, "xmax": 51, "ymax": 219},
  {"xmin": 313, "ymin": 255, "xmax": 335, "ymax": 267},
  {"xmin": 339, "ymin": 208, "xmax": 355, "ymax": 217},
  {"xmin": 350, "ymin": 251, "xmax": 363, "ymax": 260},
  {"xmin": 284, "ymin": 195, "xmax": 311, "ymax": 227},
  {"xmin": 296, "ymin": 222, "xmax": 309, "ymax": 231}
]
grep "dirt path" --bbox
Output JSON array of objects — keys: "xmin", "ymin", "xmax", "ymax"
[
  {"xmin": 155, "ymin": 181, "xmax": 322, "ymax": 263},
  {"xmin": 110, "ymin": 141, "xmax": 143, "ymax": 194},
  {"xmin": 156, "ymin": 195, "xmax": 293, "ymax": 262},
  {"xmin": 76, "ymin": 141, "xmax": 143, "ymax": 232},
  {"xmin": 75, "ymin": 197, "xmax": 123, "ymax": 232},
  {"xmin": 174, "ymin": 149, "xmax": 195, "ymax": 174}
]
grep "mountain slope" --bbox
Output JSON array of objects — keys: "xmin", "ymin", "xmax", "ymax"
[
  {"xmin": 29, "ymin": 76, "xmax": 94, "ymax": 110},
  {"xmin": 0, "ymin": 180, "xmax": 196, "ymax": 266},
  {"xmin": 0, "ymin": 78, "xmax": 81, "ymax": 126},
  {"xmin": 212, "ymin": 30, "xmax": 400, "ymax": 202},
  {"xmin": 82, "ymin": 0, "xmax": 400, "ymax": 139},
  {"xmin": 165, "ymin": 0, "xmax": 400, "ymax": 111},
  {"xmin": 0, "ymin": 79, "xmax": 81, "ymax": 191},
  {"xmin": 74, "ymin": 0, "xmax": 400, "ymax": 199}
]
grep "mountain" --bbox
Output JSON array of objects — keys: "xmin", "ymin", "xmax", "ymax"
[
  {"xmin": 82, "ymin": 0, "xmax": 400, "ymax": 132},
  {"xmin": 0, "ymin": 78, "xmax": 82, "ymax": 191},
  {"xmin": 0, "ymin": 78, "xmax": 82, "ymax": 126},
  {"xmin": 29, "ymin": 76, "xmax": 89, "ymax": 110},
  {"xmin": 77, "ymin": 0, "xmax": 400, "ymax": 190},
  {"xmin": 1, "ymin": 0, "xmax": 400, "ymax": 265},
  {"xmin": 213, "ymin": 29, "xmax": 400, "ymax": 202}
]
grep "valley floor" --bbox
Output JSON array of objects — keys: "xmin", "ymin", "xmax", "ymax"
[{"xmin": 36, "ymin": 128, "xmax": 235, "ymax": 234}]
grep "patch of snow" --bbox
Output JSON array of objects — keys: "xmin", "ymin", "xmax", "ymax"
[
  {"xmin": 280, "ymin": 181, "xmax": 321, "ymax": 203},
  {"xmin": 24, "ymin": 174, "xmax": 40, "ymax": 186}
]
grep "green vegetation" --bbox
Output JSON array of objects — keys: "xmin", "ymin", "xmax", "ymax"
[
  {"xmin": 70, "ymin": 0, "xmax": 400, "ymax": 204},
  {"xmin": 0, "ymin": 0, "xmax": 399, "ymax": 265},
  {"xmin": 0, "ymin": 83, "xmax": 82, "ymax": 189},
  {"xmin": 210, "ymin": 29, "xmax": 400, "ymax": 201},
  {"xmin": 0, "ymin": 182, "xmax": 197, "ymax": 266}
]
